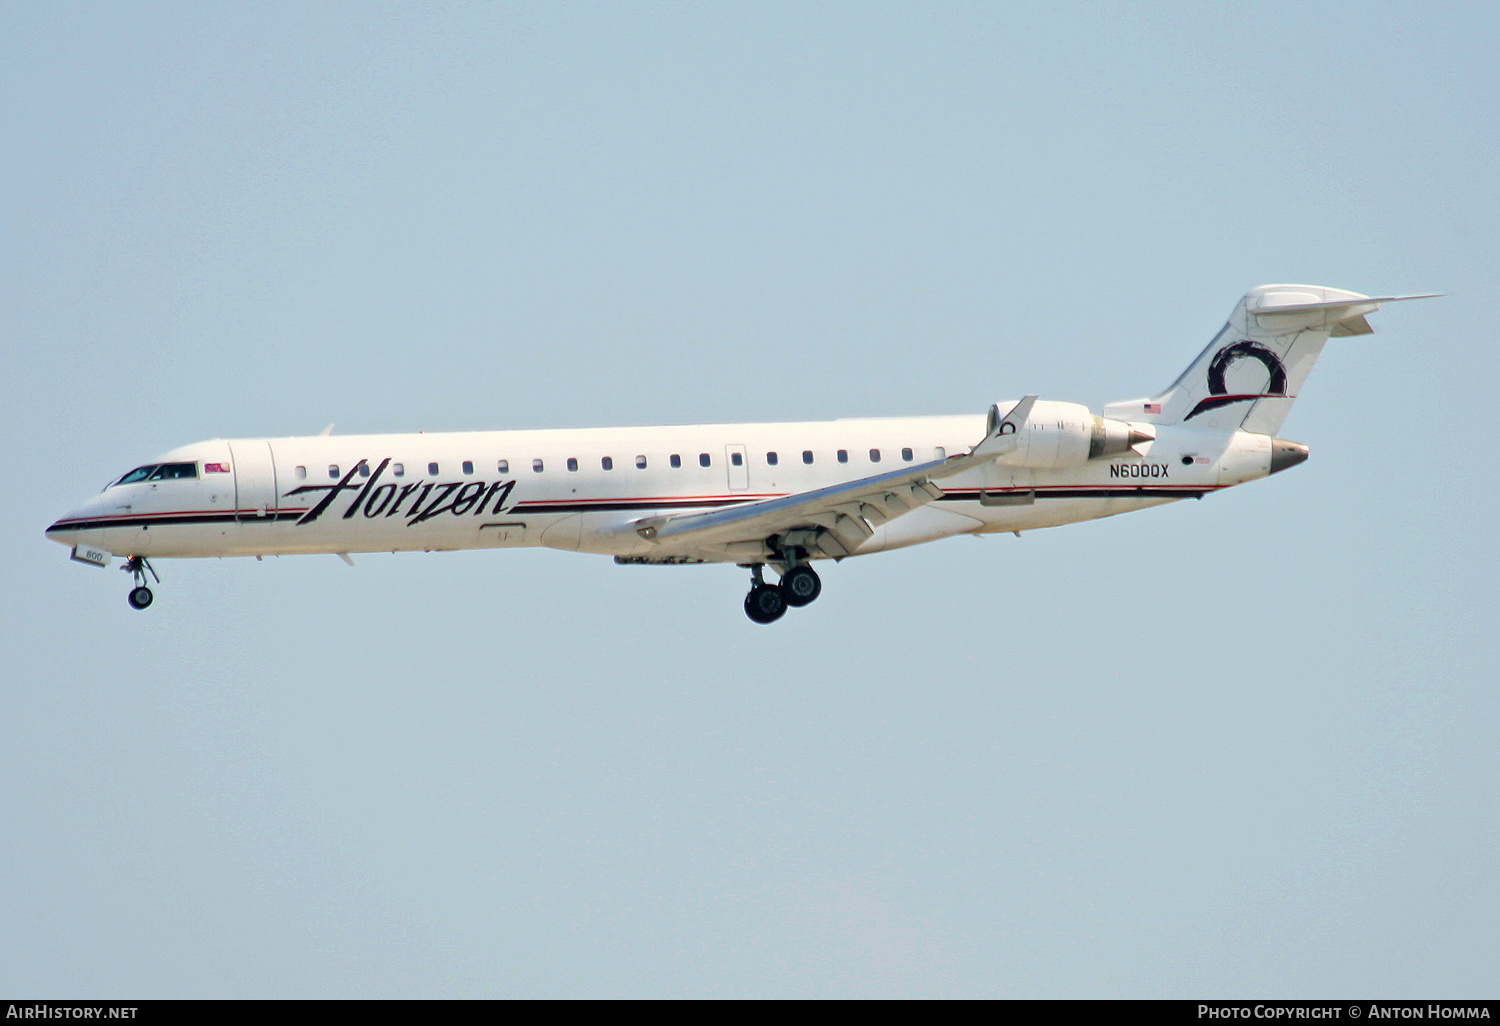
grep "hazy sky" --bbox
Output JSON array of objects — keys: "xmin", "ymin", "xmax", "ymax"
[{"xmin": 4, "ymin": 1, "xmax": 1497, "ymax": 998}]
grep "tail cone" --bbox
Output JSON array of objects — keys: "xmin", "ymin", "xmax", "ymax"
[{"xmin": 1269, "ymin": 439, "xmax": 1309, "ymax": 474}]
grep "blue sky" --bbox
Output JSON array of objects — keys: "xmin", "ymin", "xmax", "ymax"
[{"xmin": 3, "ymin": 1, "xmax": 1497, "ymax": 997}]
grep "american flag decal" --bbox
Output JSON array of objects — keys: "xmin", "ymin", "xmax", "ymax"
[
  {"xmin": 204, "ymin": 462, "xmax": 230, "ymax": 473},
  {"xmin": 1143, "ymin": 403, "xmax": 1161, "ymax": 414}
]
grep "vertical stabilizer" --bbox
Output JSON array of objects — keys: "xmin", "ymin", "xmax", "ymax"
[{"xmin": 1103, "ymin": 285, "xmax": 1435, "ymax": 435}]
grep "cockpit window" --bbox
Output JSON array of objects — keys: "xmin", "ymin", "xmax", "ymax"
[
  {"xmin": 147, "ymin": 462, "xmax": 199, "ymax": 481},
  {"xmin": 113, "ymin": 461, "xmax": 198, "ymax": 487},
  {"xmin": 116, "ymin": 465, "xmax": 158, "ymax": 485}
]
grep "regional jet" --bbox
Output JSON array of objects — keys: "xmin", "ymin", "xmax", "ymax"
[{"xmin": 47, "ymin": 285, "xmax": 1434, "ymax": 623}]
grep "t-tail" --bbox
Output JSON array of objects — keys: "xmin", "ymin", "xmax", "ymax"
[{"xmin": 1103, "ymin": 284, "xmax": 1439, "ymax": 434}]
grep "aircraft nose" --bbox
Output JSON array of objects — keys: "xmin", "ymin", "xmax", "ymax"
[
  {"xmin": 46, "ymin": 503, "xmax": 92, "ymax": 546},
  {"xmin": 46, "ymin": 510, "xmax": 79, "ymax": 546}
]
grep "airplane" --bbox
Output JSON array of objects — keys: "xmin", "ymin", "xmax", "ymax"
[{"xmin": 47, "ymin": 284, "xmax": 1435, "ymax": 623}]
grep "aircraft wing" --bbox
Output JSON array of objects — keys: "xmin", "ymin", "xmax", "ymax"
[{"xmin": 630, "ymin": 397, "xmax": 1038, "ymax": 559}]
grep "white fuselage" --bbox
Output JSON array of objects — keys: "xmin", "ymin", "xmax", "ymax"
[{"xmin": 46, "ymin": 411, "xmax": 1274, "ymax": 565}]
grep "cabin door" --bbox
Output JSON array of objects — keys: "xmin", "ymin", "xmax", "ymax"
[
  {"xmin": 724, "ymin": 444, "xmax": 749, "ymax": 492},
  {"xmin": 228, "ymin": 441, "xmax": 279, "ymax": 521}
]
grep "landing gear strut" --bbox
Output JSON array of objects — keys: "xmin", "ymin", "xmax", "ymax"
[{"xmin": 123, "ymin": 556, "xmax": 158, "ymax": 611}]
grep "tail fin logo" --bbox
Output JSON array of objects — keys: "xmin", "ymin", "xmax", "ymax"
[{"xmin": 1186, "ymin": 341, "xmax": 1289, "ymax": 421}]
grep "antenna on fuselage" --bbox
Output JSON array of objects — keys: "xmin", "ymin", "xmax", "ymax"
[{"xmin": 318, "ymin": 423, "xmax": 335, "ymax": 436}]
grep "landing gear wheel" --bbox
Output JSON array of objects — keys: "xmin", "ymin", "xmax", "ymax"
[
  {"xmin": 744, "ymin": 583, "xmax": 787, "ymax": 624},
  {"xmin": 780, "ymin": 565, "xmax": 822, "ymax": 607},
  {"xmin": 123, "ymin": 556, "xmax": 159, "ymax": 610}
]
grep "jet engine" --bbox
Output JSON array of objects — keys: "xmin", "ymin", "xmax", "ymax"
[{"xmin": 986, "ymin": 399, "xmax": 1155, "ymax": 469}]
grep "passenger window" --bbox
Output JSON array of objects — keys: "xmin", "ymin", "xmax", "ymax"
[
  {"xmin": 358, "ymin": 462, "xmax": 370, "ymax": 478},
  {"xmin": 567, "ymin": 458, "xmax": 579, "ymax": 472},
  {"xmin": 497, "ymin": 460, "xmax": 508, "ymax": 474},
  {"xmin": 294, "ymin": 465, "xmax": 307, "ymax": 480},
  {"xmin": 602, "ymin": 456, "xmax": 614, "ymax": 471},
  {"xmin": 636, "ymin": 455, "xmax": 648, "ymax": 469},
  {"xmin": 428, "ymin": 462, "xmax": 439, "ymax": 476},
  {"xmin": 393, "ymin": 463, "xmax": 405, "ymax": 477},
  {"xmin": 328, "ymin": 465, "xmax": 340, "ymax": 479},
  {"xmin": 802, "ymin": 450, "xmax": 813, "ymax": 465},
  {"xmin": 699, "ymin": 453, "xmax": 711, "ymax": 468},
  {"xmin": 463, "ymin": 461, "xmax": 474, "ymax": 475},
  {"xmin": 870, "ymin": 449, "xmax": 881, "ymax": 463},
  {"xmin": 902, "ymin": 447, "xmax": 913, "ymax": 462},
  {"xmin": 731, "ymin": 452, "xmax": 743, "ymax": 466},
  {"xmin": 532, "ymin": 459, "xmax": 544, "ymax": 473},
  {"xmin": 670, "ymin": 454, "xmax": 682, "ymax": 469},
  {"xmin": 766, "ymin": 452, "xmax": 778, "ymax": 466},
  {"xmin": 837, "ymin": 449, "xmax": 848, "ymax": 463}
]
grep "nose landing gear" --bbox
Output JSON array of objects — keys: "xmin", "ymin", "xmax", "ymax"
[{"xmin": 123, "ymin": 556, "xmax": 158, "ymax": 610}]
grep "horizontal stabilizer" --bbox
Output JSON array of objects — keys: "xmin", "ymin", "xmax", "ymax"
[
  {"xmin": 1330, "ymin": 314, "xmax": 1373, "ymax": 337},
  {"xmin": 1249, "ymin": 293, "xmax": 1442, "ymax": 315}
]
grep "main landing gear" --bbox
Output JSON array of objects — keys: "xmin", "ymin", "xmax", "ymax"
[
  {"xmin": 742, "ymin": 560, "xmax": 822, "ymax": 624},
  {"xmin": 123, "ymin": 556, "xmax": 158, "ymax": 611}
]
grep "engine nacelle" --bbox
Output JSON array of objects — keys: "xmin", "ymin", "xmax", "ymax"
[{"xmin": 989, "ymin": 399, "xmax": 1155, "ymax": 469}]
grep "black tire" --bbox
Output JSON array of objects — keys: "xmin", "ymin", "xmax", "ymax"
[
  {"xmin": 780, "ymin": 565, "xmax": 822, "ymax": 607},
  {"xmin": 744, "ymin": 584, "xmax": 787, "ymax": 624},
  {"xmin": 127, "ymin": 586, "xmax": 154, "ymax": 610}
]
